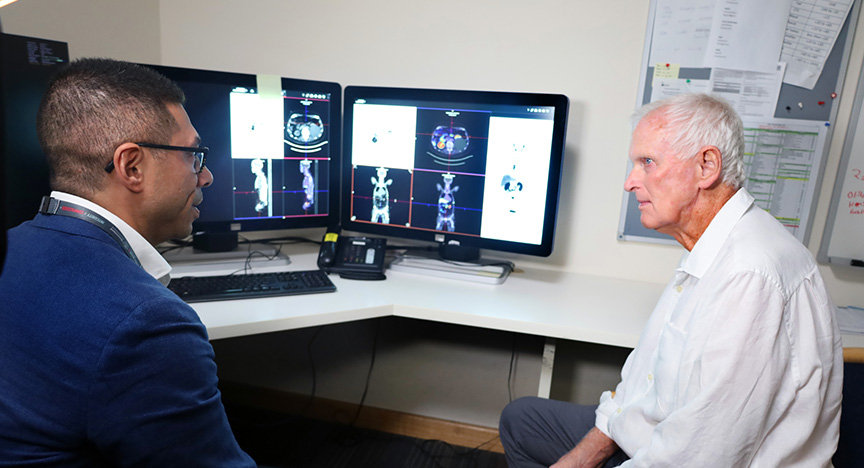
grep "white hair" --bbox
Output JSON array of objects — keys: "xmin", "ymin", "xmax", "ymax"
[{"xmin": 631, "ymin": 93, "xmax": 746, "ymax": 188}]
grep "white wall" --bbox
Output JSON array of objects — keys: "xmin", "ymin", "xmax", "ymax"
[
  {"xmin": 156, "ymin": 0, "xmax": 864, "ymax": 305},
  {"xmin": 0, "ymin": 0, "xmax": 161, "ymax": 63}
]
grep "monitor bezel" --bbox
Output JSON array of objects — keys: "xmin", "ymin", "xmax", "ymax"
[
  {"xmin": 141, "ymin": 63, "xmax": 342, "ymax": 235},
  {"xmin": 341, "ymin": 85, "xmax": 568, "ymax": 257}
]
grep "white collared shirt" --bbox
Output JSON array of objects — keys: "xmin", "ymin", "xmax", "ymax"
[
  {"xmin": 50, "ymin": 191, "xmax": 172, "ymax": 285},
  {"xmin": 595, "ymin": 189, "xmax": 843, "ymax": 467}
]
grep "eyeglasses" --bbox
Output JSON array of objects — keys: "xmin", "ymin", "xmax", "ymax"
[{"xmin": 105, "ymin": 143, "xmax": 209, "ymax": 174}]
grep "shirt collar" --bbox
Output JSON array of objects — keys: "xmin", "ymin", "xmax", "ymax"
[
  {"xmin": 680, "ymin": 188, "xmax": 754, "ymax": 279},
  {"xmin": 50, "ymin": 191, "xmax": 172, "ymax": 285}
]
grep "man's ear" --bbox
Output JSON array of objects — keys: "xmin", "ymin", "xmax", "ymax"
[
  {"xmin": 697, "ymin": 145, "xmax": 723, "ymax": 189},
  {"xmin": 109, "ymin": 143, "xmax": 147, "ymax": 193}
]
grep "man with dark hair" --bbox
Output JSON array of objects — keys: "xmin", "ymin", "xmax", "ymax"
[
  {"xmin": 0, "ymin": 58, "xmax": 256, "ymax": 466},
  {"xmin": 499, "ymin": 94, "xmax": 842, "ymax": 467}
]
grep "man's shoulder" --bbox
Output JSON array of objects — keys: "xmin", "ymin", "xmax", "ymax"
[
  {"xmin": 8, "ymin": 215, "xmax": 116, "ymax": 252},
  {"xmin": 3, "ymin": 217, "xmax": 195, "ymax": 332},
  {"xmin": 720, "ymin": 205, "xmax": 817, "ymax": 291}
]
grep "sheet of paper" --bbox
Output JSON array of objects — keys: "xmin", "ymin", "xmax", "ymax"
[
  {"xmin": 652, "ymin": 63, "xmax": 681, "ymax": 85},
  {"xmin": 780, "ymin": 0, "xmax": 853, "ymax": 89},
  {"xmin": 838, "ymin": 306, "xmax": 864, "ymax": 335},
  {"xmin": 704, "ymin": 0, "xmax": 793, "ymax": 73},
  {"xmin": 710, "ymin": 63, "xmax": 787, "ymax": 120},
  {"xmin": 651, "ymin": 78, "xmax": 711, "ymax": 102},
  {"xmin": 738, "ymin": 117, "xmax": 828, "ymax": 242},
  {"xmin": 648, "ymin": 0, "xmax": 716, "ymax": 67}
]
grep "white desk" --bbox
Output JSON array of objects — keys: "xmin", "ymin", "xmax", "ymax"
[
  {"xmin": 167, "ymin": 244, "xmax": 864, "ymax": 422},
  {"xmin": 173, "ymin": 244, "xmax": 864, "ymax": 353},
  {"xmin": 178, "ymin": 246, "xmax": 661, "ymax": 348}
]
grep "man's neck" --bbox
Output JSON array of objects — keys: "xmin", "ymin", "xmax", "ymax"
[
  {"xmin": 89, "ymin": 191, "xmax": 153, "ymax": 246},
  {"xmin": 664, "ymin": 184, "xmax": 738, "ymax": 251}
]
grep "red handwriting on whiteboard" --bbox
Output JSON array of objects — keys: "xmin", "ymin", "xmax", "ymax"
[
  {"xmin": 854, "ymin": 168, "xmax": 862, "ymax": 180},
  {"xmin": 849, "ymin": 189, "xmax": 864, "ymax": 215}
]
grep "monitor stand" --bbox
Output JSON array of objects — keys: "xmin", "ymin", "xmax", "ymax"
[{"xmin": 388, "ymin": 244, "xmax": 512, "ymax": 285}]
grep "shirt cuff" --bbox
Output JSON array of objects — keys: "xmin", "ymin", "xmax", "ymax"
[{"xmin": 595, "ymin": 390, "xmax": 618, "ymax": 438}]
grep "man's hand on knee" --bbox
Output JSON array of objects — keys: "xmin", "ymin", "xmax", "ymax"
[{"xmin": 550, "ymin": 427, "xmax": 618, "ymax": 468}]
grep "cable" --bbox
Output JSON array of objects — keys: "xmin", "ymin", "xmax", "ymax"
[
  {"xmin": 317, "ymin": 318, "xmax": 383, "ymax": 458},
  {"xmin": 156, "ymin": 237, "xmax": 193, "ymax": 255},
  {"xmin": 231, "ymin": 316, "xmax": 506, "ymax": 465},
  {"xmin": 299, "ymin": 326, "xmax": 323, "ymax": 418},
  {"xmin": 349, "ymin": 318, "xmax": 381, "ymax": 428},
  {"xmin": 218, "ymin": 235, "xmax": 288, "ymax": 275},
  {"xmin": 337, "ymin": 319, "xmax": 505, "ymax": 467},
  {"xmin": 508, "ymin": 333, "xmax": 518, "ymax": 403},
  {"xmin": 242, "ymin": 241, "xmax": 284, "ymax": 274},
  {"xmin": 224, "ymin": 326, "xmax": 323, "ymax": 431},
  {"xmin": 157, "ymin": 234, "xmax": 320, "ymax": 256}
]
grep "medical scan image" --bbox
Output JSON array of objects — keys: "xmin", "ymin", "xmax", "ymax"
[
  {"xmin": 436, "ymin": 173, "xmax": 459, "ymax": 232},
  {"xmin": 300, "ymin": 159, "xmax": 315, "ymax": 211},
  {"xmin": 250, "ymin": 158, "xmax": 269, "ymax": 213},
  {"xmin": 371, "ymin": 166, "xmax": 393, "ymax": 224},
  {"xmin": 286, "ymin": 113, "xmax": 324, "ymax": 144}
]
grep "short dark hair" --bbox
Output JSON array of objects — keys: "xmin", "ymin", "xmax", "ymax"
[{"xmin": 36, "ymin": 58, "xmax": 185, "ymax": 196}]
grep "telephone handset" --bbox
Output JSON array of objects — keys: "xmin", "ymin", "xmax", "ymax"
[{"xmin": 317, "ymin": 232, "xmax": 387, "ymax": 281}]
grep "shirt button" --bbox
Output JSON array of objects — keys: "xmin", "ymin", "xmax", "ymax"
[
  {"xmin": 675, "ymin": 285, "xmax": 683, "ymax": 293},
  {"xmin": 647, "ymin": 373, "xmax": 654, "ymax": 381},
  {"xmin": 616, "ymin": 408, "xmax": 623, "ymax": 414}
]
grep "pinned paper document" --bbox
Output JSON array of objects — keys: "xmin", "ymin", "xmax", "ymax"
[
  {"xmin": 780, "ymin": 0, "xmax": 853, "ymax": 89},
  {"xmin": 653, "ymin": 63, "xmax": 680, "ymax": 85},
  {"xmin": 651, "ymin": 78, "xmax": 711, "ymax": 102}
]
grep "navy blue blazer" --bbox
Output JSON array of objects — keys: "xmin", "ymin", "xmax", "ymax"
[{"xmin": 0, "ymin": 213, "xmax": 255, "ymax": 467}]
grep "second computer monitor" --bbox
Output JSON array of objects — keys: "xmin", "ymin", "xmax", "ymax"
[{"xmin": 342, "ymin": 86, "xmax": 568, "ymax": 258}]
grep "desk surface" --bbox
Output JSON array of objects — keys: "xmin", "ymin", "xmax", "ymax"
[{"xmin": 170, "ymin": 245, "xmax": 864, "ymax": 349}]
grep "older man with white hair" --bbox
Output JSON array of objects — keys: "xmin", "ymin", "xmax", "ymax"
[{"xmin": 499, "ymin": 93, "xmax": 843, "ymax": 468}]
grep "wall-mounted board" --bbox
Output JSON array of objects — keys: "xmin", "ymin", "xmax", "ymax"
[
  {"xmin": 819, "ymin": 54, "xmax": 864, "ymax": 268},
  {"xmin": 619, "ymin": 0, "xmax": 860, "ymax": 246}
]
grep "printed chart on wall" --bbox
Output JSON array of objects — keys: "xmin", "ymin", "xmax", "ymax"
[{"xmin": 619, "ymin": 0, "xmax": 860, "ymax": 245}]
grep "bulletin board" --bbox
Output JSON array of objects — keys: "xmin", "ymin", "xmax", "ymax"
[
  {"xmin": 818, "ymin": 56, "xmax": 864, "ymax": 267},
  {"xmin": 618, "ymin": 0, "xmax": 861, "ymax": 246}
]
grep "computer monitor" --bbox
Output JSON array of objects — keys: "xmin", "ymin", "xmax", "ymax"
[
  {"xmin": 1, "ymin": 33, "xmax": 70, "ymax": 265},
  {"xmin": 1, "ymin": 33, "xmax": 69, "ymax": 231},
  {"xmin": 341, "ymin": 86, "xmax": 568, "ymax": 260},
  {"xmin": 141, "ymin": 64, "xmax": 341, "ymax": 251}
]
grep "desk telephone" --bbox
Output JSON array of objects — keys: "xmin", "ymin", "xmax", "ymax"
[{"xmin": 317, "ymin": 232, "xmax": 387, "ymax": 280}]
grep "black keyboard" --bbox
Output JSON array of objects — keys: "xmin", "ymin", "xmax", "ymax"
[{"xmin": 167, "ymin": 269, "xmax": 336, "ymax": 303}]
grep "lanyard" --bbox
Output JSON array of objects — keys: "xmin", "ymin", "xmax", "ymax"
[{"xmin": 38, "ymin": 196, "xmax": 142, "ymax": 267}]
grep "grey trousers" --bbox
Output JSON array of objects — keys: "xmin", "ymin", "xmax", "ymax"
[{"xmin": 499, "ymin": 397, "xmax": 630, "ymax": 468}]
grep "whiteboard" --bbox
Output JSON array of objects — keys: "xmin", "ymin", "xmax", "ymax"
[{"xmin": 819, "ymin": 57, "xmax": 864, "ymax": 267}]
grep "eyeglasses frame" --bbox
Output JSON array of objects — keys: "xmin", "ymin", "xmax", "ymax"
[{"xmin": 104, "ymin": 142, "xmax": 209, "ymax": 174}]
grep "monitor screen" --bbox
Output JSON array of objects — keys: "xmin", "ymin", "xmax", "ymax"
[
  {"xmin": 2, "ymin": 34, "xmax": 69, "ymax": 231},
  {"xmin": 341, "ymin": 86, "xmax": 568, "ymax": 257},
  {"xmin": 141, "ymin": 64, "xmax": 341, "ymax": 240}
]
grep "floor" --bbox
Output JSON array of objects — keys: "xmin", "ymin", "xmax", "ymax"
[{"xmin": 225, "ymin": 403, "xmax": 509, "ymax": 468}]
